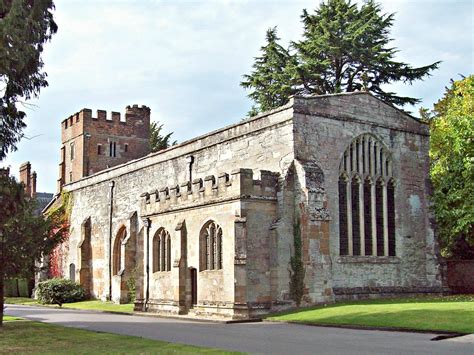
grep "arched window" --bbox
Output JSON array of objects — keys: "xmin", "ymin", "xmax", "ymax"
[
  {"xmin": 153, "ymin": 228, "xmax": 171, "ymax": 272},
  {"xmin": 339, "ymin": 134, "xmax": 396, "ymax": 256},
  {"xmin": 199, "ymin": 220, "xmax": 223, "ymax": 271},
  {"xmin": 113, "ymin": 227, "xmax": 126, "ymax": 275}
]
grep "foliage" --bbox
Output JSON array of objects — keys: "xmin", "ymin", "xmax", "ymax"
[
  {"xmin": 45, "ymin": 190, "xmax": 72, "ymax": 277},
  {"xmin": 241, "ymin": 27, "xmax": 297, "ymax": 116},
  {"xmin": 0, "ymin": 0, "xmax": 57, "ymax": 159},
  {"xmin": 149, "ymin": 121, "xmax": 176, "ymax": 153},
  {"xmin": 0, "ymin": 174, "xmax": 64, "ymax": 325},
  {"xmin": 241, "ymin": 0, "xmax": 439, "ymax": 115},
  {"xmin": 429, "ymin": 75, "xmax": 474, "ymax": 257},
  {"xmin": 36, "ymin": 278, "xmax": 85, "ymax": 306},
  {"xmin": 289, "ymin": 218, "xmax": 305, "ymax": 307},
  {"xmin": 267, "ymin": 295, "xmax": 474, "ymax": 334}
]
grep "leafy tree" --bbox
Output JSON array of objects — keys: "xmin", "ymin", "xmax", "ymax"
[
  {"xmin": 149, "ymin": 121, "xmax": 176, "ymax": 153},
  {"xmin": 0, "ymin": 174, "xmax": 64, "ymax": 326},
  {"xmin": 242, "ymin": 0, "xmax": 439, "ymax": 114},
  {"xmin": 429, "ymin": 75, "xmax": 473, "ymax": 257},
  {"xmin": 0, "ymin": 0, "xmax": 57, "ymax": 160},
  {"xmin": 241, "ymin": 27, "xmax": 297, "ymax": 116}
]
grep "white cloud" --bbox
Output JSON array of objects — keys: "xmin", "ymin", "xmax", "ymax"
[{"xmin": 2, "ymin": 0, "xmax": 472, "ymax": 192}]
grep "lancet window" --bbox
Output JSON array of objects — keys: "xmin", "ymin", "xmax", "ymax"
[
  {"xmin": 339, "ymin": 134, "xmax": 396, "ymax": 256},
  {"xmin": 200, "ymin": 220, "xmax": 223, "ymax": 271},
  {"xmin": 153, "ymin": 228, "xmax": 171, "ymax": 272}
]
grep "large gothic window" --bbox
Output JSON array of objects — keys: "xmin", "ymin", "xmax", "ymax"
[
  {"xmin": 339, "ymin": 134, "xmax": 396, "ymax": 256},
  {"xmin": 153, "ymin": 228, "xmax": 171, "ymax": 272},
  {"xmin": 199, "ymin": 220, "xmax": 223, "ymax": 271}
]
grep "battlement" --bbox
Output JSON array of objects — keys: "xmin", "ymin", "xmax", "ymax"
[
  {"xmin": 140, "ymin": 169, "xmax": 279, "ymax": 216},
  {"xmin": 61, "ymin": 104, "xmax": 150, "ymax": 131}
]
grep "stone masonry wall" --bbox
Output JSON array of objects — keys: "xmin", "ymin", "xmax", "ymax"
[
  {"xmin": 292, "ymin": 93, "xmax": 443, "ymax": 298},
  {"xmin": 65, "ymin": 105, "xmax": 294, "ymax": 306}
]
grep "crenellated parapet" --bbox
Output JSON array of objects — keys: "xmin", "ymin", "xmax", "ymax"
[
  {"xmin": 140, "ymin": 169, "xmax": 279, "ymax": 216},
  {"xmin": 61, "ymin": 104, "xmax": 150, "ymax": 131}
]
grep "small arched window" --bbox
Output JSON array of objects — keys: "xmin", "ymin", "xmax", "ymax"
[
  {"xmin": 199, "ymin": 220, "xmax": 223, "ymax": 271},
  {"xmin": 113, "ymin": 227, "xmax": 126, "ymax": 275},
  {"xmin": 339, "ymin": 134, "xmax": 396, "ymax": 256},
  {"xmin": 153, "ymin": 228, "xmax": 171, "ymax": 272}
]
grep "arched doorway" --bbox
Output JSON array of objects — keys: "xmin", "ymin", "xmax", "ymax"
[{"xmin": 69, "ymin": 263, "xmax": 76, "ymax": 282}]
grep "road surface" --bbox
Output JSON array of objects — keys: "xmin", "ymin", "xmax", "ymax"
[{"xmin": 5, "ymin": 304, "xmax": 473, "ymax": 354}]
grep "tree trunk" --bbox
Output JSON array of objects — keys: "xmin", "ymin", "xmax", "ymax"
[{"xmin": 0, "ymin": 260, "xmax": 4, "ymax": 327}]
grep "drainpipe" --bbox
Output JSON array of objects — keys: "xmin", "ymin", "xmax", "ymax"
[
  {"xmin": 186, "ymin": 155, "xmax": 194, "ymax": 183},
  {"xmin": 108, "ymin": 180, "xmax": 115, "ymax": 301},
  {"xmin": 143, "ymin": 218, "xmax": 151, "ymax": 311}
]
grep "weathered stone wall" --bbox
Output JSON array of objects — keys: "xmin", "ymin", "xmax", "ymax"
[
  {"xmin": 447, "ymin": 260, "xmax": 474, "ymax": 293},
  {"xmin": 61, "ymin": 92, "xmax": 442, "ymax": 318},
  {"xmin": 64, "ymin": 105, "xmax": 294, "ymax": 312},
  {"xmin": 292, "ymin": 93, "xmax": 442, "ymax": 297}
]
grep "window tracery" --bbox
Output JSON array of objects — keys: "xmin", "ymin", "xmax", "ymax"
[{"xmin": 339, "ymin": 134, "xmax": 396, "ymax": 256}]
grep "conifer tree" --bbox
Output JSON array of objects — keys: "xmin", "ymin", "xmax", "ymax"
[
  {"xmin": 242, "ymin": 0, "xmax": 440, "ymax": 114},
  {"xmin": 0, "ymin": 0, "xmax": 57, "ymax": 159},
  {"xmin": 149, "ymin": 121, "xmax": 176, "ymax": 153},
  {"xmin": 241, "ymin": 27, "xmax": 297, "ymax": 116}
]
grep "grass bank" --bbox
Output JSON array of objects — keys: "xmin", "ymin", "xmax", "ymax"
[
  {"xmin": 0, "ymin": 320, "xmax": 238, "ymax": 354},
  {"xmin": 267, "ymin": 295, "xmax": 474, "ymax": 334},
  {"xmin": 5, "ymin": 297, "xmax": 134, "ymax": 313}
]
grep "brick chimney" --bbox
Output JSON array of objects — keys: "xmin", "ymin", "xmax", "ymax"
[
  {"xmin": 31, "ymin": 171, "xmax": 37, "ymax": 198},
  {"xmin": 19, "ymin": 162, "xmax": 31, "ymax": 197}
]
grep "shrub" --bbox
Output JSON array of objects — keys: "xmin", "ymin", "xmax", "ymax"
[{"xmin": 36, "ymin": 278, "xmax": 85, "ymax": 306}]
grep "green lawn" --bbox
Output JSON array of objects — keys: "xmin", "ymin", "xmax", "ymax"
[
  {"xmin": 0, "ymin": 320, "xmax": 239, "ymax": 354},
  {"xmin": 3, "ymin": 316, "xmax": 23, "ymax": 321},
  {"xmin": 268, "ymin": 295, "xmax": 474, "ymax": 334},
  {"xmin": 5, "ymin": 297, "xmax": 134, "ymax": 313}
]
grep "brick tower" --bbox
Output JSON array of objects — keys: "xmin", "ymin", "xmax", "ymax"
[{"xmin": 58, "ymin": 105, "xmax": 150, "ymax": 191}]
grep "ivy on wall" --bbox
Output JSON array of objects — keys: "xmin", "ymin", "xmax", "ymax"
[
  {"xmin": 45, "ymin": 191, "xmax": 72, "ymax": 278},
  {"xmin": 289, "ymin": 217, "xmax": 305, "ymax": 306}
]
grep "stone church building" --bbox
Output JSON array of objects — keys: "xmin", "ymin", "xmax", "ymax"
[{"xmin": 50, "ymin": 92, "xmax": 443, "ymax": 319}]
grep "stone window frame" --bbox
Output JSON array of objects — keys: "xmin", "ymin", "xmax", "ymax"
[
  {"xmin": 70, "ymin": 142, "xmax": 75, "ymax": 160},
  {"xmin": 109, "ymin": 141, "xmax": 117, "ymax": 158},
  {"xmin": 199, "ymin": 220, "xmax": 223, "ymax": 271},
  {"xmin": 112, "ymin": 227, "xmax": 127, "ymax": 275},
  {"xmin": 152, "ymin": 228, "xmax": 171, "ymax": 272},
  {"xmin": 338, "ymin": 133, "xmax": 396, "ymax": 257}
]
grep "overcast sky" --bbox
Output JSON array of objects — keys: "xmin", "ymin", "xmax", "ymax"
[{"xmin": 2, "ymin": 0, "xmax": 473, "ymax": 193}]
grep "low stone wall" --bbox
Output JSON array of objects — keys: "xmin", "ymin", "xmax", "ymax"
[{"xmin": 447, "ymin": 260, "xmax": 474, "ymax": 294}]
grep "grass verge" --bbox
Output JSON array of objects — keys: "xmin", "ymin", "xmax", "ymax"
[
  {"xmin": 0, "ymin": 320, "xmax": 239, "ymax": 354},
  {"xmin": 5, "ymin": 297, "xmax": 134, "ymax": 313},
  {"xmin": 267, "ymin": 295, "xmax": 474, "ymax": 334}
]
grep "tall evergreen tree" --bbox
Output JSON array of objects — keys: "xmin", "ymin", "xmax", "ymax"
[
  {"xmin": 149, "ymin": 121, "xmax": 176, "ymax": 153},
  {"xmin": 242, "ymin": 0, "xmax": 440, "ymax": 114},
  {"xmin": 241, "ymin": 27, "xmax": 297, "ymax": 116},
  {"xmin": 0, "ymin": 0, "xmax": 57, "ymax": 160}
]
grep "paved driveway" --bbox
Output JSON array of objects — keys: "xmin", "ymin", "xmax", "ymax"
[{"xmin": 5, "ymin": 304, "xmax": 473, "ymax": 354}]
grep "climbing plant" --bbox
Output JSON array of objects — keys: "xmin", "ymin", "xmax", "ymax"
[
  {"xmin": 289, "ymin": 217, "xmax": 305, "ymax": 306},
  {"xmin": 46, "ymin": 191, "xmax": 72, "ymax": 277}
]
